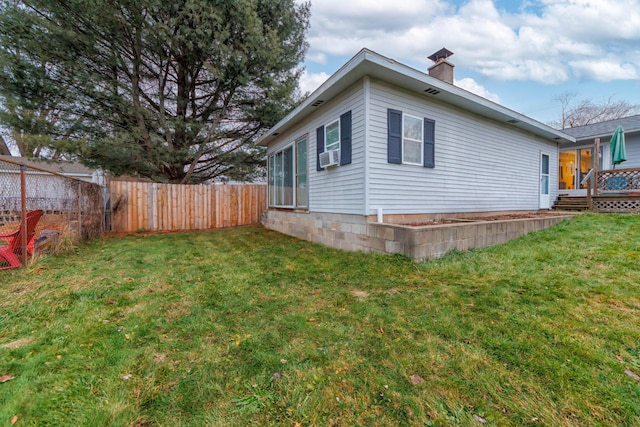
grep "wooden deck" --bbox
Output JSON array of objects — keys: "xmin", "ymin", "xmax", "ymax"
[
  {"xmin": 592, "ymin": 168, "xmax": 640, "ymax": 212},
  {"xmin": 564, "ymin": 167, "xmax": 640, "ymax": 213}
]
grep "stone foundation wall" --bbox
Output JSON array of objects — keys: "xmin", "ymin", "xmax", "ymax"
[
  {"xmin": 262, "ymin": 210, "xmax": 573, "ymax": 261},
  {"xmin": 372, "ymin": 217, "xmax": 570, "ymax": 260},
  {"xmin": 262, "ymin": 210, "xmax": 376, "ymax": 253}
]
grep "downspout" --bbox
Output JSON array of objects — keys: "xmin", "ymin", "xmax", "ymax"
[{"xmin": 363, "ymin": 76, "xmax": 371, "ymax": 218}]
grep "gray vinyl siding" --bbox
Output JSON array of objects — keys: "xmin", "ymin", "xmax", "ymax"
[
  {"xmin": 266, "ymin": 81, "xmax": 366, "ymax": 214},
  {"xmin": 622, "ymin": 133, "xmax": 640, "ymax": 168},
  {"xmin": 367, "ymin": 80, "xmax": 558, "ymax": 214}
]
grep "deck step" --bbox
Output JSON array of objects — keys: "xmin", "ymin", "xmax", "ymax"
[{"xmin": 553, "ymin": 196, "xmax": 588, "ymax": 211}]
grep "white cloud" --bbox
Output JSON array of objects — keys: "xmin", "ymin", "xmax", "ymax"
[
  {"xmin": 301, "ymin": 0, "xmax": 640, "ymax": 84},
  {"xmin": 455, "ymin": 78, "xmax": 501, "ymax": 103},
  {"xmin": 298, "ymin": 70, "xmax": 331, "ymax": 95},
  {"xmin": 306, "ymin": 52, "xmax": 328, "ymax": 65},
  {"xmin": 569, "ymin": 60, "xmax": 638, "ymax": 81},
  {"xmin": 476, "ymin": 59, "xmax": 570, "ymax": 84}
]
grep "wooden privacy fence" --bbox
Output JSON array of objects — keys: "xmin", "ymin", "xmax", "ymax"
[{"xmin": 110, "ymin": 181, "xmax": 266, "ymax": 233}]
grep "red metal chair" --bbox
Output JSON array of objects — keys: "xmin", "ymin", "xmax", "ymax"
[{"xmin": 0, "ymin": 210, "xmax": 43, "ymax": 270}]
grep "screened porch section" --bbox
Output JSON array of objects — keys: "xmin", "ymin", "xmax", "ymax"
[{"xmin": 268, "ymin": 137, "xmax": 308, "ymax": 209}]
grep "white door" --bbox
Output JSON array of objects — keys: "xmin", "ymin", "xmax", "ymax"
[{"xmin": 540, "ymin": 153, "xmax": 550, "ymax": 209}]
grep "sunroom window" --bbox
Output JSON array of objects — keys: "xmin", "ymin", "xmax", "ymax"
[
  {"xmin": 268, "ymin": 136, "xmax": 308, "ymax": 209},
  {"xmin": 296, "ymin": 137, "xmax": 308, "ymax": 208}
]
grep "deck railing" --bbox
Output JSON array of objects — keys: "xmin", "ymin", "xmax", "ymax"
[{"xmin": 595, "ymin": 167, "xmax": 640, "ymax": 194}]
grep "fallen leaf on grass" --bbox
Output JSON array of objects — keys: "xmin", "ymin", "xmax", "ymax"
[
  {"xmin": 11, "ymin": 415, "xmax": 18, "ymax": 424},
  {"xmin": 615, "ymin": 355, "xmax": 624, "ymax": 362},
  {"xmin": 473, "ymin": 414, "xmax": 488, "ymax": 424},
  {"xmin": 351, "ymin": 290, "xmax": 369, "ymax": 298},
  {"xmin": 1, "ymin": 374, "xmax": 15, "ymax": 383},
  {"xmin": 409, "ymin": 374, "xmax": 424, "ymax": 384},
  {"xmin": 624, "ymin": 369, "xmax": 640, "ymax": 381}
]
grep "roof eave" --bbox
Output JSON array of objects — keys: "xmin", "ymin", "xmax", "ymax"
[
  {"xmin": 258, "ymin": 49, "xmax": 576, "ymax": 146},
  {"xmin": 258, "ymin": 48, "xmax": 374, "ymax": 147}
]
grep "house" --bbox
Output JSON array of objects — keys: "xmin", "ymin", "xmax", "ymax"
[
  {"xmin": 0, "ymin": 155, "xmax": 105, "ymax": 185},
  {"xmin": 258, "ymin": 48, "xmax": 575, "ymax": 258},
  {"xmin": 558, "ymin": 115, "xmax": 640, "ymax": 195}
]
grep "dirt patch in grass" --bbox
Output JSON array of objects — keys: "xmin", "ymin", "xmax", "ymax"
[
  {"xmin": 0, "ymin": 338, "xmax": 33, "ymax": 349},
  {"xmin": 350, "ymin": 290, "xmax": 369, "ymax": 298}
]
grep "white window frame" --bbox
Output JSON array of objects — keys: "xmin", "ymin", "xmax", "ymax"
[
  {"xmin": 402, "ymin": 113, "xmax": 423, "ymax": 166},
  {"xmin": 324, "ymin": 118, "xmax": 340, "ymax": 152},
  {"xmin": 269, "ymin": 144, "xmax": 295, "ymax": 208},
  {"xmin": 268, "ymin": 135, "xmax": 309, "ymax": 209},
  {"xmin": 295, "ymin": 136, "xmax": 308, "ymax": 208}
]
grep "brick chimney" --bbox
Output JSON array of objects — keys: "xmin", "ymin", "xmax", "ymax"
[{"xmin": 428, "ymin": 48, "xmax": 454, "ymax": 84}]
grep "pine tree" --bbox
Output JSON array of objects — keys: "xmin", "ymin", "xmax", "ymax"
[{"xmin": 0, "ymin": 0, "xmax": 310, "ymax": 183}]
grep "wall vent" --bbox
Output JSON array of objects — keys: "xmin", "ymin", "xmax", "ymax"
[
  {"xmin": 507, "ymin": 119, "xmax": 519, "ymax": 124},
  {"xmin": 424, "ymin": 88, "xmax": 440, "ymax": 95},
  {"xmin": 311, "ymin": 99, "xmax": 325, "ymax": 107}
]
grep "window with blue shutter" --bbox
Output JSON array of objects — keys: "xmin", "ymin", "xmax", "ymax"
[
  {"xmin": 340, "ymin": 111, "xmax": 352, "ymax": 165},
  {"xmin": 387, "ymin": 109, "xmax": 402, "ymax": 164},
  {"xmin": 387, "ymin": 108, "xmax": 435, "ymax": 168},
  {"xmin": 316, "ymin": 125, "xmax": 324, "ymax": 171},
  {"xmin": 423, "ymin": 118, "xmax": 435, "ymax": 168},
  {"xmin": 317, "ymin": 110, "xmax": 352, "ymax": 170}
]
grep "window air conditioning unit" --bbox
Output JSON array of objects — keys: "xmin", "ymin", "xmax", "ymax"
[{"xmin": 319, "ymin": 149, "xmax": 340, "ymax": 168}]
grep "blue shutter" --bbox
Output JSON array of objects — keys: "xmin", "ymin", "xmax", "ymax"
[
  {"xmin": 316, "ymin": 125, "xmax": 324, "ymax": 171},
  {"xmin": 340, "ymin": 110, "xmax": 352, "ymax": 165},
  {"xmin": 387, "ymin": 109, "xmax": 402, "ymax": 164},
  {"xmin": 423, "ymin": 118, "xmax": 435, "ymax": 168}
]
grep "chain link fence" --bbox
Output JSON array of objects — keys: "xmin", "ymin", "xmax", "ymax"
[{"xmin": 0, "ymin": 157, "xmax": 104, "ymax": 269}]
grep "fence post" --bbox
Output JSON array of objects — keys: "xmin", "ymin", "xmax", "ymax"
[
  {"xmin": 20, "ymin": 164, "xmax": 27, "ymax": 267},
  {"xmin": 77, "ymin": 182, "xmax": 82, "ymax": 239}
]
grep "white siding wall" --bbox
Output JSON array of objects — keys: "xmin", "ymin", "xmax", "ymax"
[
  {"xmin": 368, "ymin": 80, "xmax": 559, "ymax": 214},
  {"xmin": 622, "ymin": 133, "xmax": 640, "ymax": 168},
  {"xmin": 267, "ymin": 81, "xmax": 366, "ymax": 214}
]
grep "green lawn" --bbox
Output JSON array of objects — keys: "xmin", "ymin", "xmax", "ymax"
[{"xmin": 1, "ymin": 213, "xmax": 639, "ymax": 426}]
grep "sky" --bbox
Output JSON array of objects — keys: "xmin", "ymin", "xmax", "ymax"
[{"xmin": 296, "ymin": 0, "xmax": 640, "ymax": 126}]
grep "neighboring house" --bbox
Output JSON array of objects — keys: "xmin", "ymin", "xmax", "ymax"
[
  {"xmin": 0, "ymin": 155, "xmax": 104, "ymax": 185},
  {"xmin": 558, "ymin": 115, "xmax": 640, "ymax": 195},
  {"xmin": 258, "ymin": 48, "xmax": 574, "ymax": 255}
]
